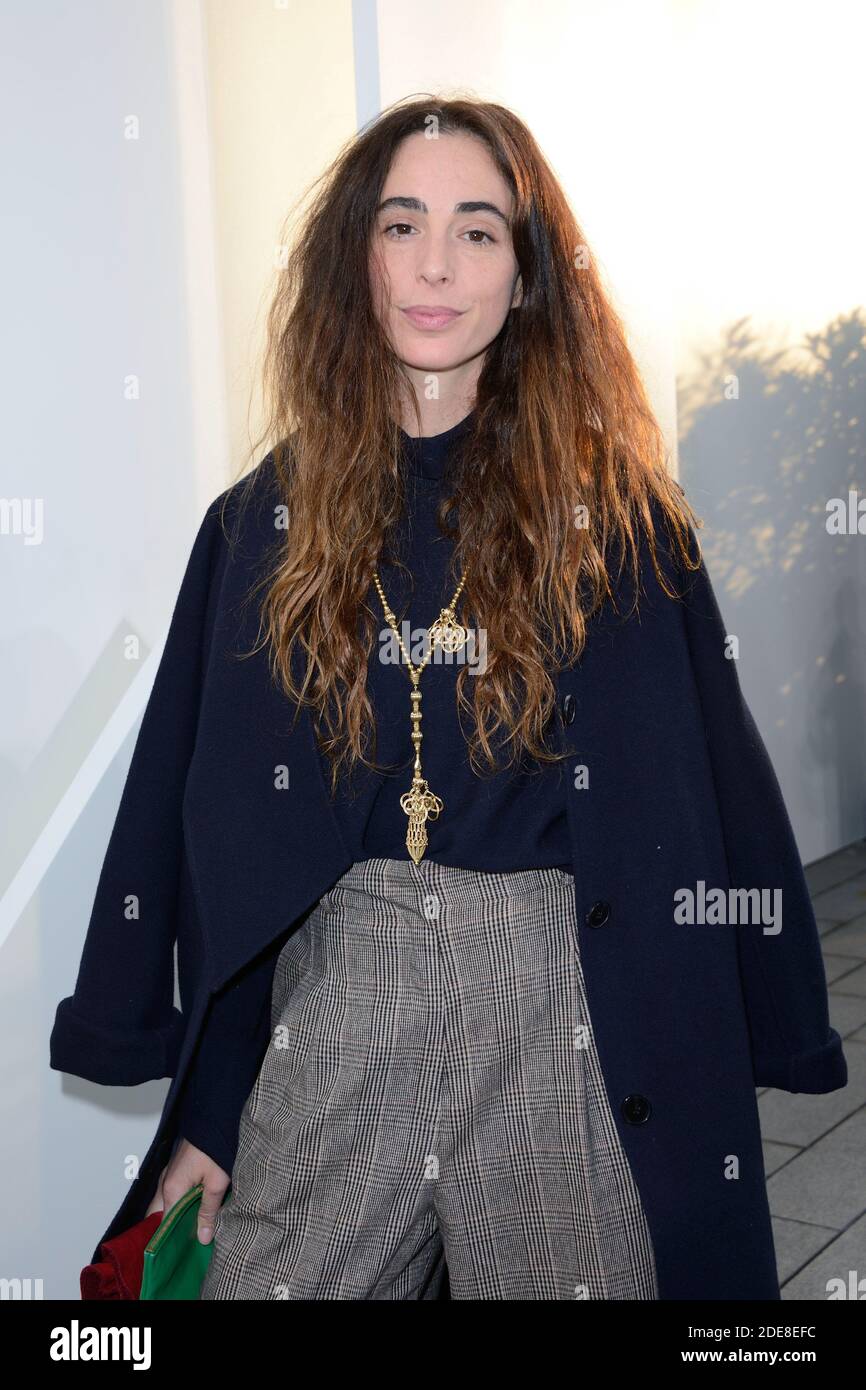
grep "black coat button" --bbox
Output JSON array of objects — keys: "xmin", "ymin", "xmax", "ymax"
[
  {"xmin": 621, "ymin": 1094, "xmax": 652, "ymax": 1124},
  {"xmin": 585, "ymin": 900, "xmax": 610, "ymax": 927},
  {"xmin": 561, "ymin": 692, "xmax": 576, "ymax": 725}
]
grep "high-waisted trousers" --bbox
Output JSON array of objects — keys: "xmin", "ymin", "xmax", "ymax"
[{"xmin": 199, "ymin": 856, "xmax": 659, "ymax": 1300}]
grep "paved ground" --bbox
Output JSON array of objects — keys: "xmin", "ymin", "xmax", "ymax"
[{"xmin": 762, "ymin": 839, "xmax": 866, "ymax": 1299}]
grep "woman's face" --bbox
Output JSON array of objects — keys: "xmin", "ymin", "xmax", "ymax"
[{"xmin": 369, "ymin": 130, "xmax": 522, "ymax": 393}]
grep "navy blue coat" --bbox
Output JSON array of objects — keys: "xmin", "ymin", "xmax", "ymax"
[{"xmin": 50, "ymin": 452, "xmax": 847, "ymax": 1299}]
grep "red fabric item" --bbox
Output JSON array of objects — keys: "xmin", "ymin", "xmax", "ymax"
[{"xmin": 80, "ymin": 1210, "xmax": 164, "ymax": 1300}]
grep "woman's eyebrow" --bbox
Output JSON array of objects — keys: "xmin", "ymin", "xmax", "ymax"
[{"xmin": 375, "ymin": 195, "xmax": 509, "ymax": 225}]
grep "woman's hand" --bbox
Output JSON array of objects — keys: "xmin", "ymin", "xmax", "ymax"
[{"xmin": 145, "ymin": 1139, "xmax": 231, "ymax": 1245}]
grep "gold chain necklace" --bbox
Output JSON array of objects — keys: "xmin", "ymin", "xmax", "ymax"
[{"xmin": 372, "ymin": 568, "xmax": 468, "ymax": 864}]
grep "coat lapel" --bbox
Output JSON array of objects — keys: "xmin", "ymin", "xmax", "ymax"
[{"xmin": 182, "ymin": 559, "xmax": 356, "ymax": 991}]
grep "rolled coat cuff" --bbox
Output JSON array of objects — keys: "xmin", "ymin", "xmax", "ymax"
[
  {"xmin": 49, "ymin": 997, "xmax": 185, "ymax": 1085},
  {"xmin": 752, "ymin": 1027, "xmax": 847, "ymax": 1093}
]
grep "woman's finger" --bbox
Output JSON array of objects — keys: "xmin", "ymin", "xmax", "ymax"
[{"xmin": 196, "ymin": 1181, "xmax": 228, "ymax": 1245}]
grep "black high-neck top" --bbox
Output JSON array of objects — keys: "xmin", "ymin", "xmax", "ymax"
[{"xmin": 321, "ymin": 411, "xmax": 571, "ymax": 872}]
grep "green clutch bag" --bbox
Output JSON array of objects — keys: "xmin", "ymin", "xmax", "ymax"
[{"xmin": 139, "ymin": 1182, "xmax": 217, "ymax": 1300}]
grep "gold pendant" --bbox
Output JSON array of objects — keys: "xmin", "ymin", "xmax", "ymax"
[
  {"xmin": 429, "ymin": 608, "xmax": 468, "ymax": 655},
  {"xmin": 400, "ymin": 775, "xmax": 444, "ymax": 864}
]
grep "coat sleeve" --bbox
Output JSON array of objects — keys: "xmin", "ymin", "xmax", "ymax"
[
  {"xmin": 172, "ymin": 936, "xmax": 286, "ymax": 1177},
  {"xmin": 675, "ymin": 527, "xmax": 847, "ymax": 1094},
  {"xmin": 49, "ymin": 494, "xmax": 229, "ymax": 1086}
]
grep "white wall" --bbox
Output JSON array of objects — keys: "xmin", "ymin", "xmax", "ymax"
[{"xmin": 1, "ymin": 0, "xmax": 225, "ymax": 1296}]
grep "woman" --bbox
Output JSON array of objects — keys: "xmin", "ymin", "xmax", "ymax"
[{"xmin": 51, "ymin": 96, "xmax": 845, "ymax": 1301}]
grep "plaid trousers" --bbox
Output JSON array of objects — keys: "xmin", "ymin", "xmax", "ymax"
[{"xmin": 200, "ymin": 856, "xmax": 659, "ymax": 1300}]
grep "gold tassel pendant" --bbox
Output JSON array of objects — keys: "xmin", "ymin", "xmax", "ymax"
[
  {"xmin": 400, "ymin": 775, "xmax": 443, "ymax": 865},
  {"xmin": 400, "ymin": 684, "xmax": 443, "ymax": 864}
]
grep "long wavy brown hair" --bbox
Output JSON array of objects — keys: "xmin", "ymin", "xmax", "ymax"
[{"xmin": 221, "ymin": 94, "xmax": 703, "ymax": 799}]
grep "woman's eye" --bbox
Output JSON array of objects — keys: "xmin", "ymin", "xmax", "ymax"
[{"xmin": 463, "ymin": 229, "xmax": 496, "ymax": 245}]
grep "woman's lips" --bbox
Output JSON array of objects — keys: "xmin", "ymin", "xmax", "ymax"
[{"xmin": 402, "ymin": 307, "xmax": 463, "ymax": 330}]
